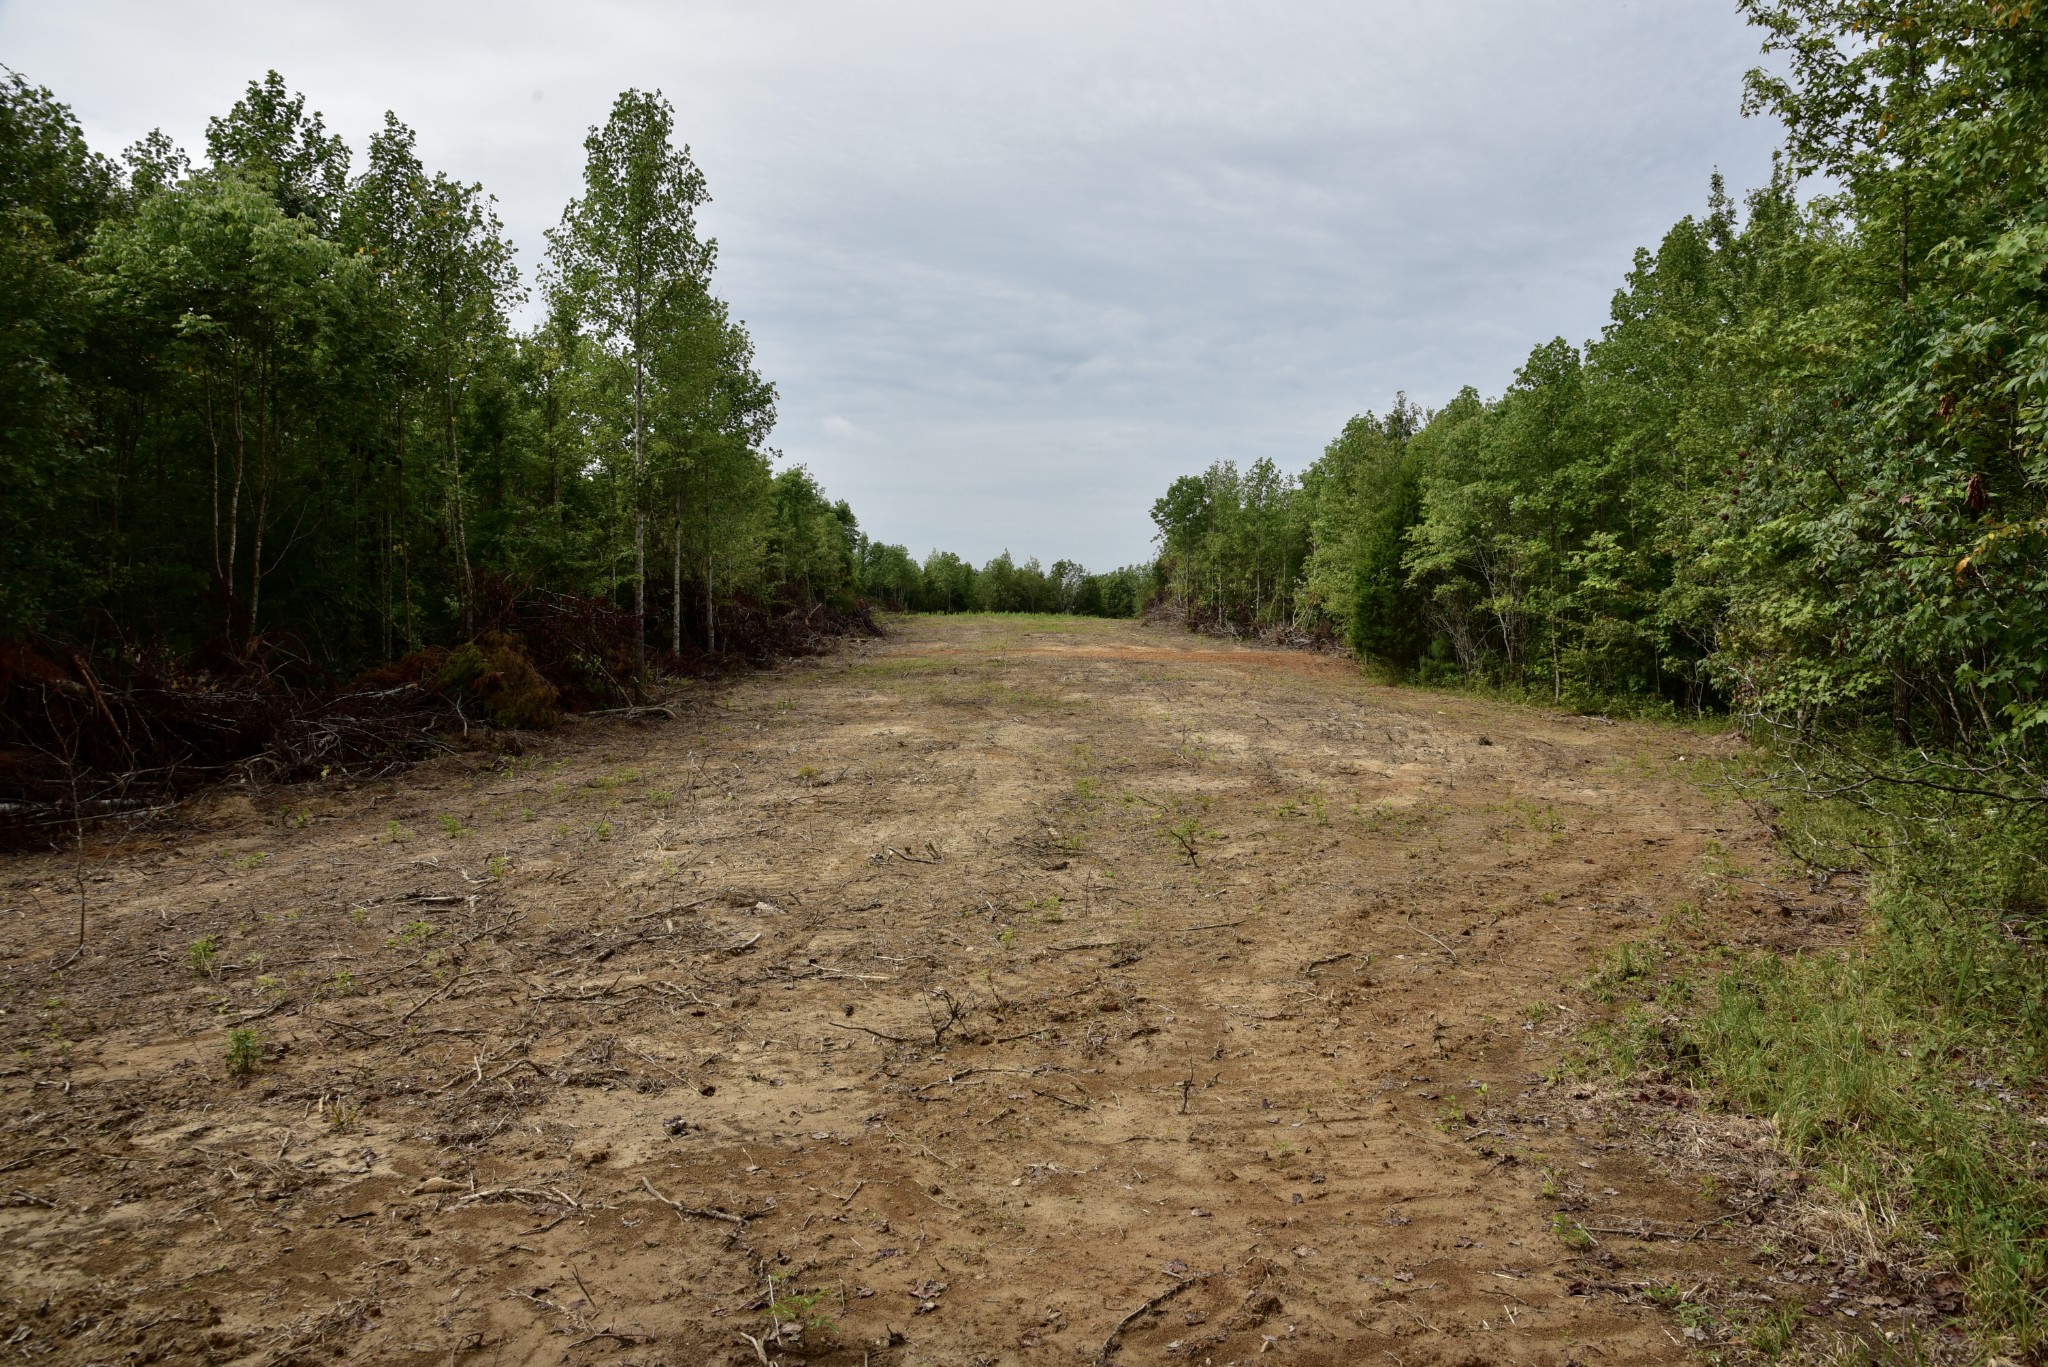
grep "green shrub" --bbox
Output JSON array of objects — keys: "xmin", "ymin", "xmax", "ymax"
[
  {"xmin": 225, "ymin": 1028, "xmax": 262, "ymax": 1077},
  {"xmin": 186, "ymin": 936, "xmax": 219, "ymax": 976}
]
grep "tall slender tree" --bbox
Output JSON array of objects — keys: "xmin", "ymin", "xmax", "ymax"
[{"xmin": 547, "ymin": 89, "xmax": 711, "ymax": 676}]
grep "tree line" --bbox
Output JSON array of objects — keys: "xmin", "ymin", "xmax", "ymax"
[
  {"xmin": 1, "ymin": 68, "xmax": 871, "ymax": 676},
  {"xmin": 856, "ymin": 543, "xmax": 1147, "ymax": 618},
  {"xmin": 1151, "ymin": 2, "xmax": 2046, "ymax": 762}
]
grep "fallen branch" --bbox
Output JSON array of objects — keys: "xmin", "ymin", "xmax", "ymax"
[
  {"xmin": 398, "ymin": 972, "xmax": 467, "ymax": 1024},
  {"xmin": 1096, "ymin": 1273, "xmax": 1209, "ymax": 1365},
  {"xmin": 991, "ymin": 1024, "xmax": 1056, "ymax": 1044},
  {"xmin": 1031, "ymin": 1087, "xmax": 1091, "ymax": 1111},
  {"xmin": 1403, "ymin": 914, "xmax": 1458, "ymax": 965},
  {"xmin": 582, "ymin": 703, "xmax": 681, "ymax": 721},
  {"xmin": 827, "ymin": 1020, "xmax": 923, "ymax": 1044},
  {"xmin": 451, "ymin": 1186, "xmax": 581, "ymax": 1210},
  {"xmin": 1579, "ymin": 1219, "xmax": 1743, "ymax": 1244},
  {"xmin": 640, "ymin": 1177, "xmax": 770, "ymax": 1227},
  {"xmin": 528, "ymin": 975, "xmax": 647, "ymax": 1004}
]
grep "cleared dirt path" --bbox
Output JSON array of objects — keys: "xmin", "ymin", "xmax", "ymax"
[{"xmin": 0, "ymin": 616, "xmax": 1823, "ymax": 1365}]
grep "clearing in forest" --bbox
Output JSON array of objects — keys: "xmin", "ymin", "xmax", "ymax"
[{"xmin": 0, "ymin": 616, "xmax": 1850, "ymax": 1365}]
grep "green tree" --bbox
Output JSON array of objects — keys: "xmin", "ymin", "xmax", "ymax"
[
  {"xmin": 205, "ymin": 71, "xmax": 349, "ymax": 230},
  {"xmin": 0, "ymin": 67, "xmax": 119, "ymax": 634},
  {"xmin": 548, "ymin": 89, "xmax": 711, "ymax": 674},
  {"xmin": 651, "ymin": 290, "xmax": 775, "ymax": 653},
  {"xmin": 344, "ymin": 113, "xmax": 521, "ymax": 635},
  {"xmin": 92, "ymin": 170, "xmax": 359, "ymax": 645}
]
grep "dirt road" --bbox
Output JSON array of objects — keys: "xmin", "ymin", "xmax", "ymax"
[{"xmin": 0, "ymin": 616, "xmax": 1824, "ymax": 1365}]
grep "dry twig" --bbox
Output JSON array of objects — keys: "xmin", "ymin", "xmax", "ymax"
[{"xmin": 1096, "ymin": 1273, "xmax": 1209, "ymax": 1365}]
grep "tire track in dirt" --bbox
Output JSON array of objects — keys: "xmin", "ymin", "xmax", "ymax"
[{"xmin": 0, "ymin": 616, "xmax": 1829, "ymax": 1365}]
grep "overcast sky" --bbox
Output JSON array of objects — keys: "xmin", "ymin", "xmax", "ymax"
[{"xmin": 0, "ymin": 1, "xmax": 1785, "ymax": 569}]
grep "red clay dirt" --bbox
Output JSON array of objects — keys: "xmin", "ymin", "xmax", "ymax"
[{"xmin": 0, "ymin": 616, "xmax": 1829, "ymax": 1365}]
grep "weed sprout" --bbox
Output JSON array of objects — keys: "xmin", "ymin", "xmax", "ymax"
[
  {"xmin": 187, "ymin": 936, "xmax": 220, "ymax": 976},
  {"xmin": 225, "ymin": 1028, "xmax": 262, "ymax": 1077}
]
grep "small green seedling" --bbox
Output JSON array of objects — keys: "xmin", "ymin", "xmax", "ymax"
[
  {"xmin": 225, "ymin": 1028, "xmax": 262, "ymax": 1077},
  {"xmin": 187, "ymin": 936, "xmax": 220, "ymax": 977},
  {"xmin": 1550, "ymin": 1213, "xmax": 1593, "ymax": 1251}
]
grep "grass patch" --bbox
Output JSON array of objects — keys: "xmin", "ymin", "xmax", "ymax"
[
  {"xmin": 1589, "ymin": 770, "xmax": 2048, "ymax": 1355},
  {"xmin": 1689, "ymin": 856, "xmax": 2048, "ymax": 1348}
]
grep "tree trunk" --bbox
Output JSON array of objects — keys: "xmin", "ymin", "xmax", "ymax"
[
  {"xmin": 445, "ymin": 377, "xmax": 474, "ymax": 636},
  {"xmin": 705, "ymin": 544, "xmax": 717, "ymax": 654},
  {"xmin": 248, "ymin": 383, "xmax": 273, "ymax": 643},
  {"xmin": 1899, "ymin": 180, "xmax": 1912, "ymax": 305},
  {"xmin": 225, "ymin": 347, "xmax": 248, "ymax": 644},
  {"xmin": 632, "ymin": 351, "xmax": 647, "ymax": 679},
  {"xmin": 204, "ymin": 374, "xmax": 223, "ymax": 607},
  {"xmin": 671, "ymin": 492, "xmax": 683, "ymax": 655}
]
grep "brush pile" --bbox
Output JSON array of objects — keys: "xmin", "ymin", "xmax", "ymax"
[{"xmin": 0, "ymin": 578, "xmax": 878, "ymax": 847}]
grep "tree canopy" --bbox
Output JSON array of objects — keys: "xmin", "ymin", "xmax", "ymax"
[{"xmin": 0, "ymin": 68, "xmax": 869, "ymax": 672}]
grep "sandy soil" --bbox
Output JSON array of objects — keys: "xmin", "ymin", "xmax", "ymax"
[{"xmin": 0, "ymin": 616, "xmax": 1847, "ymax": 1366}]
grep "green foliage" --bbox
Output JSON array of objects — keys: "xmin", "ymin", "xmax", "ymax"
[
  {"xmin": 1549, "ymin": 1213, "xmax": 1594, "ymax": 1252},
  {"xmin": 1151, "ymin": 457, "xmax": 1309, "ymax": 632},
  {"xmin": 1139, "ymin": 12, "xmax": 2048, "ymax": 731},
  {"xmin": 224, "ymin": 1027, "xmax": 262, "ymax": 1077},
  {"xmin": 3, "ymin": 68, "xmax": 854, "ymax": 674},
  {"xmin": 1299, "ymin": 397, "xmax": 1429, "ymax": 664},
  {"xmin": 1683, "ymin": 792, "xmax": 2048, "ymax": 1350},
  {"xmin": 385, "ymin": 919, "xmax": 436, "ymax": 948},
  {"xmin": 0, "ymin": 68, "xmax": 121, "ymax": 636},
  {"xmin": 1138, "ymin": 4, "xmax": 2048, "ymax": 730},
  {"xmin": 866, "ymin": 543, "xmax": 1146, "ymax": 619},
  {"xmin": 186, "ymin": 935, "xmax": 220, "ymax": 976}
]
